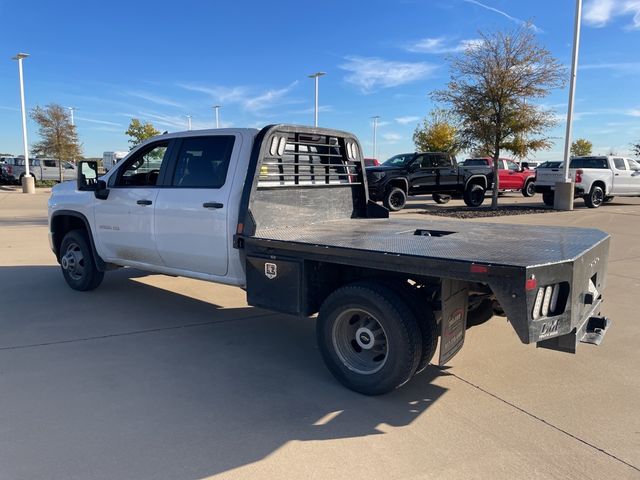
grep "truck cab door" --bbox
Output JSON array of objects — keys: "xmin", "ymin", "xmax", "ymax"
[
  {"xmin": 502, "ymin": 160, "xmax": 519, "ymax": 189},
  {"xmin": 94, "ymin": 140, "xmax": 173, "ymax": 266},
  {"xmin": 154, "ymin": 134, "xmax": 239, "ymax": 277},
  {"xmin": 434, "ymin": 154, "xmax": 458, "ymax": 189},
  {"xmin": 611, "ymin": 158, "xmax": 634, "ymax": 194},
  {"xmin": 409, "ymin": 154, "xmax": 436, "ymax": 193}
]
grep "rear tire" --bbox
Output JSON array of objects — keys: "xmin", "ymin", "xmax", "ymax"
[
  {"xmin": 463, "ymin": 184, "xmax": 486, "ymax": 207},
  {"xmin": 542, "ymin": 192, "xmax": 554, "ymax": 206},
  {"xmin": 316, "ymin": 281, "xmax": 422, "ymax": 395},
  {"xmin": 383, "ymin": 187, "xmax": 407, "ymax": 211},
  {"xmin": 522, "ymin": 180, "xmax": 536, "ymax": 197},
  {"xmin": 432, "ymin": 193, "xmax": 451, "ymax": 204},
  {"xmin": 60, "ymin": 230, "xmax": 104, "ymax": 291},
  {"xmin": 603, "ymin": 196, "xmax": 614, "ymax": 203},
  {"xmin": 584, "ymin": 185, "xmax": 604, "ymax": 208}
]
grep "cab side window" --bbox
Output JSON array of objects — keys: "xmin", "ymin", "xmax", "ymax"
[
  {"xmin": 507, "ymin": 161, "xmax": 519, "ymax": 171},
  {"xmin": 415, "ymin": 155, "xmax": 433, "ymax": 169},
  {"xmin": 613, "ymin": 158, "xmax": 627, "ymax": 170},
  {"xmin": 171, "ymin": 136, "xmax": 235, "ymax": 188},
  {"xmin": 113, "ymin": 142, "xmax": 169, "ymax": 187},
  {"xmin": 43, "ymin": 159, "xmax": 57, "ymax": 168}
]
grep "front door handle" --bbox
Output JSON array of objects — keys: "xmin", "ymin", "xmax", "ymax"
[
  {"xmin": 203, "ymin": 202, "xmax": 224, "ymax": 209},
  {"xmin": 137, "ymin": 199, "xmax": 153, "ymax": 205}
]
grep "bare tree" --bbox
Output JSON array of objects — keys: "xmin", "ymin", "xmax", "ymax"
[
  {"xmin": 433, "ymin": 25, "xmax": 566, "ymax": 207},
  {"xmin": 31, "ymin": 104, "xmax": 82, "ymax": 182},
  {"xmin": 631, "ymin": 140, "xmax": 640, "ymax": 158}
]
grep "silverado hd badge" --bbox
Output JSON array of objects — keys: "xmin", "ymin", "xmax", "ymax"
[{"xmin": 264, "ymin": 262, "xmax": 277, "ymax": 279}]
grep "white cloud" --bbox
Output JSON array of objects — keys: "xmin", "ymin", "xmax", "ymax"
[
  {"xmin": 124, "ymin": 91, "xmax": 184, "ymax": 108},
  {"xmin": 340, "ymin": 56, "xmax": 438, "ymax": 93},
  {"xmin": 406, "ymin": 36, "xmax": 483, "ymax": 54},
  {"xmin": 75, "ymin": 116, "xmax": 122, "ymax": 127},
  {"xmin": 177, "ymin": 81, "xmax": 299, "ymax": 112},
  {"xmin": 395, "ymin": 116, "xmax": 421, "ymax": 125},
  {"xmin": 382, "ymin": 132, "xmax": 402, "ymax": 143},
  {"xmin": 580, "ymin": 62, "xmax": 640, "ymax": 72},
  {"xmin": 462, "ymin": 0, "xmax": 542, "ymax": 32},
  {"xmin": 584, "ymin": 0, "xmax": 640, "ymax": 29},
  {"xmin": 627, "ymin": 109, "xmax": 640, "ymax": 116}
]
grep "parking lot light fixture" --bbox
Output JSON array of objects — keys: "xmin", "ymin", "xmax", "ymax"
[
  {"xmin": 213, "ymin": 105, "xmax": 221, "ymax": 128},
  {"xmin": 308, "ymin": 72, "xmax": 326, "ymax": 127},
  {"xmin": 12, "ymin": 52, "xmax": 34, "ymax": 194},
  {"xmin": 371, "ymin": 116, "xmax": 380, "ymax": 160},
  {"xmin": 186, "ymin": 115, "xmax": 192, "ymax": 131}
]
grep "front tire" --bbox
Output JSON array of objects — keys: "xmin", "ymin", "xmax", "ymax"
[
  {"xmin": 60, "ymin": 230, "xmax": 104, "ymax": 291},
  {"xmin": 463, "ymin": 184, "xmax": 486, "ymax": 207},
  {"xmin": 522, "ymin": 180, "xmax": 536, "ymax": 197},
  {"xmin": 432, "ymin": 193, "xmax": 451, "ymax": 204},
  {"xmin": 383, "ymin": 187, "xmax": 407, "ymax": 211},
  {"xmin": 584, "ymin": 185, "xmax": 604, "ymax": 208},
  {"xmin": 542, "ymin": 192, "xmax": 554, "ymax": 206},
  {"xmin": 316, "ymin": 281, "xmax": 422, "ymax": 395}
]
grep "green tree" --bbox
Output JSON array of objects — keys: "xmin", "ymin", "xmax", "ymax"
[
  {"xmin": 30, "ymin": 104, "xmax": 82, "ymax": 182},
  {"xmin": 413, "ymin": 109, "xmax": 461, "ymax": 154},
  {"xmin": 432, "ymin": 25, "xmax": 566, "ymax": 208},
  {"xmin": 570, "ymin": 138, "xmax": 593, "ymax": 157},
  {"xmin": 125, "ymin": 118, "xmax": 160, "ymax": 147},
  {"xmin": 631, "ymin": 140, "xmax": 640, "ymax": 157}
]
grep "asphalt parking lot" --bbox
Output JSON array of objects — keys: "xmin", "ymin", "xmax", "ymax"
[{"xmin": 1, "ymin": 186, "xmax": 639, "ymax": 480}]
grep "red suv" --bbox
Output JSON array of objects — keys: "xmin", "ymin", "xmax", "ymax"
[{"xmin": 461, "ymin": 157, "xmax": 536, "ymax": 197}]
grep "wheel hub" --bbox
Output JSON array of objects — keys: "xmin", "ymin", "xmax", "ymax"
[
  {"xmin": 61, "ymin": 243, "xmax": 85, "ymax": 280},
  {"xmin": 355, "ymin": 327, "xmax": 375, "ymax": 350},
  {"xmin": 332, "ymin": 309, "xmax": 389, "ymax": 375}
]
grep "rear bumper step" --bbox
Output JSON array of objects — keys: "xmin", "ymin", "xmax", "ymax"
[{"xmin": 537, "ymin": 314, "xmax": 611, "ymax": 353}]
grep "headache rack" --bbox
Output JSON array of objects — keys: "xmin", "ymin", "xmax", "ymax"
[{"xmin": 257, "ymin": 130, "xmax": 362, "ymax": 187}]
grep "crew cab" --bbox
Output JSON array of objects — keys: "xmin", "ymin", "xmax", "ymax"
[
  {"xmin": 49, "ymin": 125, "xmax": 611, "ymax": 395},
  {"xmin": 365, "ymin": 152, "xmax": 494, "ymax": 211},
  {"xmin": 460, "ymin": 157, "xmax": 536, "ymax": 197},
  {"xmin": 535, "ymin": 156, "xmax": 640, "ymax": 207}
]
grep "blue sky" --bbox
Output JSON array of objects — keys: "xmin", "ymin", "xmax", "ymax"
[{"xmin": 1, "ymin": 0, "xmax": 639, "ymax": 160}]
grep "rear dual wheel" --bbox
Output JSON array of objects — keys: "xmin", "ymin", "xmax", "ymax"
[{"xmin": 316, "ymin": 281, "xmax": 437, "ymax": 395}]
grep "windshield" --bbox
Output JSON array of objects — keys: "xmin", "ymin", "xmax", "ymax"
[{"xmin": 382, "ymin": 153, "xmax": 415, "ymax": 167}]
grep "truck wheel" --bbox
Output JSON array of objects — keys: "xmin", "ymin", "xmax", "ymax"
[
  {"xmin": 432, "ymin": 193, "xmax": 451, "ymax": 204},
  {"xmin": 467, "ymin": 299, "xmax": 494, "ymax": 327},
  {"xmin": 316, "ymin": 281, "xmax": 422, "ymax": 395},
  {"xmin": 542, "ymin": 192, "xmax": 554, "ymax": 206},
  {"xmin": 603, "ymin": 196, "xmax": 614, "ymax": 203},
  {"xmin": 59, "ymin": 230, "xmax": 104, "ymax": 291},
  {"xmin": 463, "ymin": 184, "xmax": 485, "ymax": 207},
  {"xmin": 584, "ymin": 185, "xmax": 604, "ymax": 208},
  {"xmin": 383, "ymin": 187, "xmax": 407, "ymax": 211},
  {"xmin": 522, "ymin": 180, "xmax": 536, "ymax": 197}
]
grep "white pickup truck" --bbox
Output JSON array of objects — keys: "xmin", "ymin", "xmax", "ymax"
[
  {"xmin": 48, "ymin": 125, "xmax": 612, "ymax": 395},
  {"xmin": 535, "ymin": 156, "xmax": 640, "ymax": 207}
]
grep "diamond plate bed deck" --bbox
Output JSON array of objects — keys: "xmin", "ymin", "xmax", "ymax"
[{"xmin": 252, "ymin": 218, "xmax": 609, "ymax": 268}]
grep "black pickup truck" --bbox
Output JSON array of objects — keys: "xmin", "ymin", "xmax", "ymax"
[{"xmin": 366, "ymin": 152, "xmax": 494, "ymax": 211}]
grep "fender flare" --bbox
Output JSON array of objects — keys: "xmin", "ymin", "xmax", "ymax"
[
  {"xmin": 464, "ymin": 175, "xmax": 488, "ymax": 190},
  {"xmin": 385, "ymin": 177, "xmax": 409, "ymax": 193},
  {"xmin": 50, "ymin": 210, "xmax": 106, "ymax": 271}
]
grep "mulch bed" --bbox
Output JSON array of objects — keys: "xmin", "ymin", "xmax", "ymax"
[{"xmin": 419, "ymin": 205, "xmax": 555, "ymax": 218}]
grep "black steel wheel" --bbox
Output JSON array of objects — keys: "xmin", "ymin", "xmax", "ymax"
[
  {"xmin": 542, "ymin": 192, "xmax": 554, "ymax": 206},
  {"xmin": 432, "ymin": 193, "xmax": 451, "ymax": 204},
  {"xmin": 60, "ymin": 230, "xmax": 104, "ymax": 291},
  {"xmin": 383, "ymin": 187, "xmax": 407, "ymax": 211},
  {"xmin": 522, "ymin": 180, "xmax": 536, "ymax": 197},
  {"xmin": 585, "ymin": 185, "xmax": 604, "ymax": 208},
  {"xmin": 317, "ymin": 281, "xmax": 422, "ymax": 395},
  {"xmin": 463, "ymin": 184, "xmax": 486, "ymax": 207}
]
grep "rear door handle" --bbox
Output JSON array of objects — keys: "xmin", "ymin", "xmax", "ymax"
[
  {"xmin": 203, "ymin": 202, "xmax": 224, "ymax": 209},
  {"xmin": 137, "ymin": 199, "xmax": 152, "ymax": 205}
]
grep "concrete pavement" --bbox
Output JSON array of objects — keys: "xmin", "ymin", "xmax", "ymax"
[{"xmin": 0, "ymin": 186, "xmax": 638, "ymax": 479}]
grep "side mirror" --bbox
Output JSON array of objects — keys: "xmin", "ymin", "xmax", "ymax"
[
  {"xmin": 521, "ymin": 162, "xmax": 529, "ymax": 171},
  {"xmin": 77, "ymin": 161, "xmax": 98, "ymax": 191}
]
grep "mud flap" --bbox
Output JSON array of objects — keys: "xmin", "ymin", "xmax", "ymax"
[{"xmin": 438, "ymin": 279, "xmax": 469, "ymax": 365}]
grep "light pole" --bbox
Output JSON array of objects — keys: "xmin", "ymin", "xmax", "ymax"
[
  {"xmin": 307, "ymin": 72, "xmax": 326, "ymax": 127},
  {"xmin": 186, "ymin": 115, "xmax": 192, "ymax": 131},
  {"xmin": 213, "ymin": 105, "xmax": 221, "ymax": 128},
  {"xmin": 556, "ymin": 0, "xmax": 583, "ymax": 211},
  {"xmin": 12, "ymin": 52, "xmax": 34, "ymax": 194},
  {"xmin": 67, "ymin": 106, "xmax": 76, "ymax": 126},
  {"xmin": 371, "ymin": 116, "xmax": 380, "ymax": 159}
]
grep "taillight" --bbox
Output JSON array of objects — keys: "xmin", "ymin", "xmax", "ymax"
[
  {"xmin": 575, "ymin": 169, "xmax": 583, "ymax": 183},
  {"xmin": 532, "ymin": 283, "xmax": 568, "ymax": 319}
]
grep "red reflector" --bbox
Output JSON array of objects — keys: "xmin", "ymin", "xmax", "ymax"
[
  {"xmin": 526, "ymin": 278, "xmax": 538, "ymax": 290},
  {"xmin": 236, "ymin": 223, "xmax": 244, "ymax": 234},
  {"xmin": 470, "ymin": 264, "xmax": 489, "ymax": 273}
]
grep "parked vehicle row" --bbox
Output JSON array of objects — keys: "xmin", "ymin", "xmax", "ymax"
[
  {"xmin": 535, "ymin": 155, "xmax": 640, "ymax": 208},
  {"xmin": 0, "ymin": 156, "xmax": 77, "ymax": 183},
  {"xmin": 459, "ymin": 157, "xmax": 536, "ymax": 197},
  {"xmin": 366, "ymin": 152, "xmax": 495, "ymax": 211}
]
